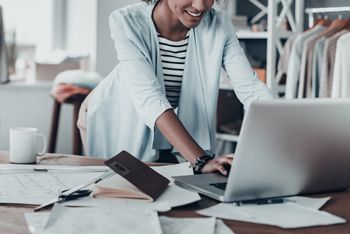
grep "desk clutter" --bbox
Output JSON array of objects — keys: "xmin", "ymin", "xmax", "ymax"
[
  {"xmin": 0, "ymin": 152, "xmax": 346, "ymax": 233},
  {"xmin": 25, "ymin": 207, "xmax": 233, "ymax": 234},
  {"xmin": 197, "ymin": 196, "xmax": 345, "ymax": 229}
]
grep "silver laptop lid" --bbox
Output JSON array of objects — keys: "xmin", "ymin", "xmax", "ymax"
[{"xmin": 225, "ymin": 99, "xmax": 350, "ymax": 202}]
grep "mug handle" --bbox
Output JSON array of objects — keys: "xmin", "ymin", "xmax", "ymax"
[{"xmin": 37, "ymin": 133, "xmax": 47, "ymax": 156}]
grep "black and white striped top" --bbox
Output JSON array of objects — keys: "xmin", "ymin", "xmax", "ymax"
[{"xmin": 158, "ymin": 33, "xmax": 189, "ymax": 109}]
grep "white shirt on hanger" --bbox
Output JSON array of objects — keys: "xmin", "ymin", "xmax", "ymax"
[
  {"xmin": 285, "ymin": 25, "xmax": 326, "ymax": 99},
  {"xmin": 332, "ymin": 32, "xmax": 350, "ymax": 98}
]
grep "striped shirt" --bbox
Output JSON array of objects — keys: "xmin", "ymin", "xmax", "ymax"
[{"xmin": 158, "ymin": 33, "xmax": 189, "ymax": 109}]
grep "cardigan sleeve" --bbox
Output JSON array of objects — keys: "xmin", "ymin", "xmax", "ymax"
[
  {"xmin": 109, "ymin": 10, "xmax": 172, "ymax": 130},
  {"xmin": 221, "ymin": 13, "xmax": 274, "ymax": 105}
]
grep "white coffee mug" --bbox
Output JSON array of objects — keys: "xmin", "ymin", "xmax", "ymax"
[{"xmin": 9, "ymin": 127, "xmax": 47, "ymax": 164}]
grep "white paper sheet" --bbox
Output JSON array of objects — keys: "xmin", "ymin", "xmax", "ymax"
[
  {"xmin": 66, "ymin": 182, "xmax": 200, "ymax": 208},
  {"xmin": 157, "ymin": 184, "xmax": 201, "ymax": 207},
  {"xmin": 215, "ymin": 220, "xmax": 235, "ymax": 234},
  {"xmin": 0, "ymin": 171, "xmax": 104, "ymax": 205},
  {"xmin": 25, "ymin": 212, "xmax": 235, "ymax": 234},
  {"xmin": 152, "ymin": 162, "xmax": 201, "ymax": 207},
  {"xmin": 66, "ymin": 163, "xmax": 200, "ymax": 208},
  {"xmin": 285, "ymin": 196, "xmax": 330, "ymax": 210},
  {"xmin": 152, "ymin": 162, "xmax": 193, "ymax": 183},
  {"xmin": 24, "ymin": 212, "xmax": 50, "ymax": 234},
  {"xmin": 159, "ymin": 216, "xmax": 216, "ymax": 234},
  {"xmin": 0, "ymin": 164, "xmax": 109, "ymax": 172},
  {"xmin": 158, "ymin": 217, "xmax": 235, "ymax": 234},
  {"xmin": 197, "ymin": 197, "xmax": 346, "ymax": 229},
  {"xmin": 64, "ymin": 197, "xmax": 171, "ymax": 212},
  {"xmin": 38, "ymin": 204, "xmax": 163, "ymax": 234}
]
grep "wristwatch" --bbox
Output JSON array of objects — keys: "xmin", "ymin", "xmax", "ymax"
[{"xmin": 191, "ymin": 154, "xmax": 215, "ymax": 173}]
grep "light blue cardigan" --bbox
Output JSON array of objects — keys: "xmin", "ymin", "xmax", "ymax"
[{"xmin": 87, "ymin": 2, "xmax": 274, "ymax": 160}]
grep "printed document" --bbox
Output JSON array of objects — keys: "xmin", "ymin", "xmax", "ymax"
[
  {"xmin": 159, "ymin": 217, "xmax": 234, "ymax": 234},
  {"xmin": 25, "ymin": 212, "xmax": 235, "ymax": 234},
  {"xmin": 38, "ymin": 204, "xmax": 163, "ymax": 234},
  {"xmin": 0, "ymin": 171, "xmax": 104, "ymax": 205}
]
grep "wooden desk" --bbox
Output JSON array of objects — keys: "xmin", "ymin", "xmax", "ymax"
[{"xmin": 0, "ymin": 152, "xmax": 349, "ymax": 234}]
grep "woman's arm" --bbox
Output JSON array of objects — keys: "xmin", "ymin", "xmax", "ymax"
[
  {"xmin": 221, "ymin": 14, "xmax": 274, "ymax": 104},
  {"xmin": 156, "ymin": 109, "xmax": 232, "ymax": 175}
]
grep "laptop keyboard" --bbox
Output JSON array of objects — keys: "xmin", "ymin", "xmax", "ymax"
[{"xmin": 210, "ymin": 182, "xmax": 227, "ymax": 190}]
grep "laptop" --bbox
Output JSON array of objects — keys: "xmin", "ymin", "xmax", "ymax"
[{"xmin": 173, "ymin": 99, "xmax": 350, "ymax": 202}]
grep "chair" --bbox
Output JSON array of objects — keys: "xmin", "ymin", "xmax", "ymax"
[{"xmin": 48, "ymin": 70, "xmax": 102, "ymax": 155}]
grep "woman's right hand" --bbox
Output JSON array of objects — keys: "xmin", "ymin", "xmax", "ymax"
[{"xmin": 200, "ymin": 154, "xmax": 234, "ymax": 175}]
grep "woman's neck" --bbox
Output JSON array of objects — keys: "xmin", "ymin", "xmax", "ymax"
[{"xmin": 152, "ymin": 0, "xmax": 189, "ymax": 41}]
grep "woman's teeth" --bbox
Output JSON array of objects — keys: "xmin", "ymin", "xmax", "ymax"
[{"xmin": 187, "ymin": 11, "xmax": 201, "ymax": 17}]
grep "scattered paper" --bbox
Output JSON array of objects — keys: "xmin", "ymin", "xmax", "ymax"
[
  {"xmin": 157, "ymin": 184, "xmax": 201, "ymax": 207},
  {"xmin": 25, "ymin": 211, "xmax": 235, "ymax": 234},
  {"xmin": 197, "ymin": 197, "xmax": 346, "ymax": 229},
  {"xmin": 0, "ymin": 164, "xmax": 109, "ymax": 173},
  {"xmin": 285, "ymin": 196, "xmax": 330, "ymax": 210},
  {"xmin": 0, "ymin": 171, "xmax": 104, "ymax": 205},
  {"xmin": 64, "ymin": 197, "xmax": 171, "ymax": 212},
  {"xmin": 24, "ymin": 212, "xmax": 50, "ymax": 234},
  {"xmin": 159, "ymin": 216, "xmax": 216, "ymax": 234},
  {"xmin": 159, "ymin": 217, "xmax": 234, "ymax": 234},
  {"xmin": 152, "ymin": 162, "xmax": 193, "ymax": 183},
  {"xmin": 152, "ymin": 163, "xmax": 201, "ymax": 207},
  {"xmin": 215, "ymin": 219, "xmax": 235, "ymax": 234},
  {"xmin": 73, "ymin": 163, "xmax": 200, "ymax": 208},
  {"xmin": 66, "ymin": 183, "xmax": 200, "ymax": 209},
  {"xmin": 38, "ymin": 204, "xmax": 163, "ymax": 234}
]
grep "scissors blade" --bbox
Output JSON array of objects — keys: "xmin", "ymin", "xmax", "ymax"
[
  {"xmin": 34, "ymin": 197, "xmax": 60, "ymax": 212},
  {"xmin": 60, "ymin": 170, "xmax": 115, "ymax": 197}
]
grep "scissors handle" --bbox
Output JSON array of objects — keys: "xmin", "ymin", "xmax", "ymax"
[{"xmin": 58, "ymin": 189, "xmax": 92, "ymax": 202}]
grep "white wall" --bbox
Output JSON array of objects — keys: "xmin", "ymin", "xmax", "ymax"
[
  {"xmin": 0, "ymin": 83, "xmax": 73, "ymax": 154},
  {"xmin": 0, "ymin": 0, "xmax": 54, "ymax": 57},
  {"xmin": 95, "ymin": 0, "xmax": 141, "ymax": 77},
  {"xmin": 65, "ymin": 0, "xmax": 141, "ymax": 76},
  {"xmin": 65, "ymin": 0, "xmax": 97, "ymax": 68}
]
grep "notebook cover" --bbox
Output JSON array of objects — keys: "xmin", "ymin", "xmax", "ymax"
[{"xmin": 104, "ymin": 151, "xmax": 170, "ymax": 201}]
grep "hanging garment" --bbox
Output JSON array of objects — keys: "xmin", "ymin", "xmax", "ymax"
[
  {"xmin": 311, "ymin": 37, "xmax": 326, "ymax": 97},
  {"xmin": 277, "ymin": 35, "xmax": 297, "ymax": 83},
  {"xmin": 332, "ymin": 32, "xmax": 350, "ymax": 98},
  {"xmin": 285, "ymin": 25, "xmax": 326, "ymax": 99},
  {"xmin": 298, "ymin": 19, "xmax": 347, "ymax": 98},
  {"xmin": 319, "ymin": 30, "xmax": 349, "ymax": 97}
]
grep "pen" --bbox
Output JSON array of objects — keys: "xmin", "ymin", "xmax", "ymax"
[
  {"xmin": 33, "ymin": 168, "xmax": 48, "ymax": 172},
  {"xmin": 234, "ymin": 198, "xmax": 285, "ymax": 206}
]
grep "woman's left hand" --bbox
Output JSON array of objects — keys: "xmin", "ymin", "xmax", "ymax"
[{"xmin": 200, "ymin": 154, "xmax": 234, "ymax": 175}]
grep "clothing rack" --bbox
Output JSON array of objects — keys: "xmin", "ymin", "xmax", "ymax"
[{"xmin": 305, "ymin": 7, "xmax": 350, "ymax": 28}]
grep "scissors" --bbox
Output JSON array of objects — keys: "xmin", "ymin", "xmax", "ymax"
[
  {"xmin": 58, "ymin": 189, "xmax": 92, "ymax": 202},
  {"xmin": 34, "ymin": 170, "xmax": 115, "ymax": 212}
]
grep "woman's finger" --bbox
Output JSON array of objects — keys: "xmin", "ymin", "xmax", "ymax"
[
  {"xmin": 217, "ymin": 157, "xmax": 233, "ymax": 165},
  {"xmin": 216, "ymin": 164, "xmax": 228, "ymax": 175},
  {"xmin": 221, "ymin": 153, "xmax": 235, "ymax": 159}
]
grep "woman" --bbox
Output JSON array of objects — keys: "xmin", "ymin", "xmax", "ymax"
[{"xmin": 78, "ymin": 0, "xmax": 274, "ymax": 174}]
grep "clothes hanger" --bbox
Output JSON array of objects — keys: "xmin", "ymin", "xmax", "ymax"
[
  {"xmin": 312, "ymin": 14, "xmax": 323, "ymax": 27},
  {"xmin": 313, "ymin": 13, "xmax": 331, "ymax": 27},
  {"xmin": 343, "ymin": 12, "xmax": 350, "ymax": 30},
  {"xmin": 314, "ymin": 13, "xmax": 350, "ymax": 38}
]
